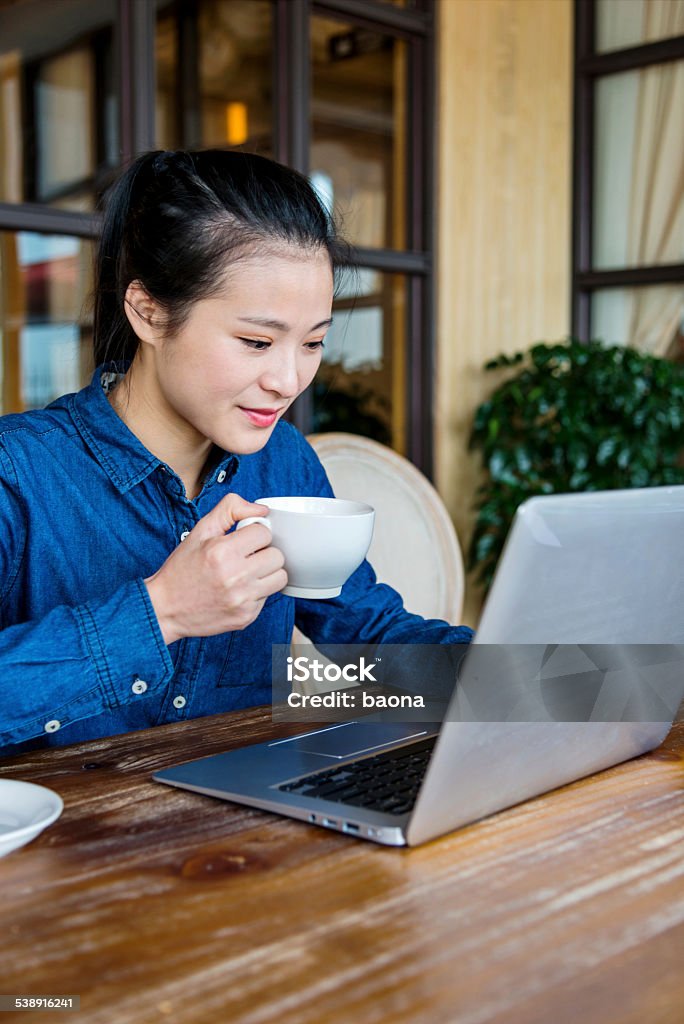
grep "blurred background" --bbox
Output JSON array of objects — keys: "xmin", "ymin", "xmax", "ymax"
[{"xmin": 0, "ymin": 0, "xmax": 682, "ymax": 623}]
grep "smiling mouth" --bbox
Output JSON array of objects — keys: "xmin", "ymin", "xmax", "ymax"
[{"xmin": 239, "ymin": 407, "xmax": 283, "ymax": 427}]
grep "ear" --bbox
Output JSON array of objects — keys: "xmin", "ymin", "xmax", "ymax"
[{"xmin": 123, "ymin": 281, "xmax": 164, "ymax": 347}]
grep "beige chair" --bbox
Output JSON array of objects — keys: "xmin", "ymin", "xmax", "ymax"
[{"xmin": 303, "ymin": 432, "xmax": 465, "ymax": 623}]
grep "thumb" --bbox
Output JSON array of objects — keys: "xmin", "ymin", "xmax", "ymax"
[{"xmin": 194, "ymin": 493, "xmax": 268, "ymax": 541}]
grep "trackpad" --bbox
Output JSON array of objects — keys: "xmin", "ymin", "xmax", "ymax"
[{"xmin": 272, "ymin": 722, "xmax": 433, "ymax": 759}]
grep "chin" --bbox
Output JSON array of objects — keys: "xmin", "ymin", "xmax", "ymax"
[{"xmin": 219, "ymin": 426, "xmax": 277, "ymax": 456}]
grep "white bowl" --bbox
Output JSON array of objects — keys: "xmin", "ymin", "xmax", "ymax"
[{"xmin": 0, "ymin": 779, "xmax": 63, "ymax": 857}]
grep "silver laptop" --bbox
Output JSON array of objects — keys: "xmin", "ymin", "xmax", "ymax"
[{"xmin": 154, "ymin": 485, "xmax": 684, "ymax": 846}]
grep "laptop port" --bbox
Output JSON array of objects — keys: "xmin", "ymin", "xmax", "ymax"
[
  {"xmin": 322, "ymin": 817, "xmax": 338, "ymax": 828},
  {"xmin": 308, "ymin": 814, "xmax": 316, "ymax": 823},
  {"xmin": 343, "ymin": 822, "xmax": 360, "ymax": 834}
]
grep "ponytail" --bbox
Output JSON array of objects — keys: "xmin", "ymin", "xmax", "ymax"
[{"xmin": 93, "ymin": 154, "xmax": 156, "ymax": 366}]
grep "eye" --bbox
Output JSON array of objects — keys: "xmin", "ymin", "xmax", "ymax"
[
  {"xmin": 238, "ymin": 337, "xmax": 271, "ymax": 351},
  {"xmin": 305, "ymin": 339, "xmax": 325, "ymax": 351}
]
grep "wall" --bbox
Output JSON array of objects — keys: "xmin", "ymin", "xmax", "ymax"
[{"xmin": 435, "ymin": 0, "xmax": 573, "ymax": 627}]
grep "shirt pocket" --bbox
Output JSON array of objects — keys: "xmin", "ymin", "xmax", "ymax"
[{"xmin": 216, "ymin": 592, "xmax": 294, "ymax": 688}]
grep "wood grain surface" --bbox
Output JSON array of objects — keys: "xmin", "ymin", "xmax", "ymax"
[{"xmin": 0, "ymin": 709, "xmax": 682, "ymax": 1024}]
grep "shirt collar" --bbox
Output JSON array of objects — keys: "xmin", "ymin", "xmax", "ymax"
[{"xmin": 70, "ymin": 363, "xmax": 237, "ymax": 496}]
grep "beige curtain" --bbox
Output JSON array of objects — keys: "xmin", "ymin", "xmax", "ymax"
[{"xmin": 626, "ymin": 1, "xmax": 684, "ymax": 354}]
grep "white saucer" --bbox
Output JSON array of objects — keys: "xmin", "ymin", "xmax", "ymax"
[
  {"xmin": 0, "ymin": 779, "xmax": 63, "ymax": 857},
  {"xmin": 282, "ymin": 584, "xmax": 342, "ymax": 599}
]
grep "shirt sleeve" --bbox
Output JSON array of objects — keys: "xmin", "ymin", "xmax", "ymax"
[
  {"xmin": 290, "ymin": 429, "xmax": 475, "ymax": 647},
  {"xmin": 0, "ymin": 446, "xmax": 174, "ymax": 748}
]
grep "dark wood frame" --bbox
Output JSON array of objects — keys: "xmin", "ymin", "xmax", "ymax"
[
  {"xmin": 21, "ymin": 26, "xmax": 118, "ymax": 208},
  {"xmin": 0, "ymin": 0, "xmax": 436, "ymax": 474},
  {"xmin": 572, "ymin": 0, "xmax": 684, "ymax": 341},
  {"xmin": 275, "ymin": 0, "xmax": 435, "ymax": 471}
]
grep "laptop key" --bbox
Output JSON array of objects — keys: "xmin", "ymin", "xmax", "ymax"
[
  {"xmin": 276, "ymin": 736, "xmax": 437, "ymax": 808},
  {"xmin": 387, "ymin": 801, "xmax": 414, "ymax": 815},
  {"xmin": 280, "ymin": 779, "xmax": 312, "ymax": 792}
]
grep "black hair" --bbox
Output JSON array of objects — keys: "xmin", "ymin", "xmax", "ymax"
[{"xmin": 93, "ymin": 149, "xmax": 352, "ymax": 366}]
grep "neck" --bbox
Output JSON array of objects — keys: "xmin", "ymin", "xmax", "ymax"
[{"xmin": 108, "ymin": 355, "xmax": 212, "ymax": 501}]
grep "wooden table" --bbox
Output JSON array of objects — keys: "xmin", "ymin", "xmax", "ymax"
[{"xmin": 1, "ymin": 709, "xmax": 682, "ymax": 1024}]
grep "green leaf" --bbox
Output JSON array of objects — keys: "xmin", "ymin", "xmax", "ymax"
[
  {"xmin": 596, "ymin": 437, "xmax": 617, "ymax": 465},
  {"xmin": 469, "ymin": 337, "xmax": 684, "ymax": 593},
  {"xmin": 617, "ymin": 447, "xmax": 632, "ymax": 469}
]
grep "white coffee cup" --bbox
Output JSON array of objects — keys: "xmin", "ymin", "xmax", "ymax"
[{"xmin": 236, "ymin": 496, "xmax": 375, "ymax": 599}]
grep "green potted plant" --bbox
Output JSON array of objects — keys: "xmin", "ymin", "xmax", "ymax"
[{"xmin": 468, "ymin": 339, "xmax": 684, "ymax": 590}]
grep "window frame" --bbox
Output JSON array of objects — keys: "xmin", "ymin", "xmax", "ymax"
[{"xmin": 572, "ymin": 0, "xmax": 684, "ymax": 341}]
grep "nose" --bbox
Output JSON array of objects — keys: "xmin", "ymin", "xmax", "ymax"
[{"xmin": 258, "ymin": 349, "xmax": 303, "ymax": 399}]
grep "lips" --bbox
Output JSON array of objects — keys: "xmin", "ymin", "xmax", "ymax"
[{"xmin": 239, "ymin": 406, "xmax": 282, "ymax": 428}]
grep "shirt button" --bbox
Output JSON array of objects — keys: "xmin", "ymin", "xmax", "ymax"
[
  {"xmin": 44, "ymin": 719, "xmax": 61, "ymax": 733},
  {"xmin": 180, "ymin": 530, "xmax": 190, "ymax": 542},
  {"xmin": 173, "ymin": 695, "xmax": 187, "ymax": 709},
  {"xmin": 217, "ymin": 470, "xmax": 227, "ymax": 483},
  {"xmin": 132, "ymin": 679, "xmax": 148, "ymax": 695}
]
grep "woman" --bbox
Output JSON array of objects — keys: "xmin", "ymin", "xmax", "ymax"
[{"xmin": 0, "ymin": 149, "xmax": 472, "ymax": 755}]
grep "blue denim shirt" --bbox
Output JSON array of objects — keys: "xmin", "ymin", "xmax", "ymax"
[{"xmin": 0, "ymin": 367, "xmax": 473, "ymax": 755}]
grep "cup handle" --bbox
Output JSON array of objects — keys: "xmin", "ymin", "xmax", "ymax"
[{"xmin": 236, "ymin": 515, "xmax": 272, "ymax": 533}]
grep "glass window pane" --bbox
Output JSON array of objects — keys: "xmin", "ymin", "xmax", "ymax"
[
  {"xmin": 0, "ymin": 0, "xmax": 118, "ymax": 209},
  {"xmin": 311, "ymin": 17, "xmax": 407, "ymax": 251},
  {"xmin": 593, "ymin": 63, "xmax": 684, "ymax": 269},
  {"xmin": 35, "ymin": 48, "xmax": 95, "ymax": 207},
  {"xmin": 592, "ymin": 285, "xmax": 684, "ymax": 358},
  {"xmin": 199, "ymin": 0, "xmax": 272, "ymax": 151},
  {"xmin": 312, "ymin": 271, "xmax": 408, "ymax": 451},
  {"xmin": 0, "ymin": 232, "xmax": 94, "ymax": 414},
  {"xmin": 596, "ymin": 0, "xmax": 684, "ymax": 54},
  {"xmin": 158, "ymin": 0, "xmax": 273, "ymax": 152}
]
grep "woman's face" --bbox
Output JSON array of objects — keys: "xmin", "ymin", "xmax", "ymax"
[{"xmin": 140, "ymin": 247, "xmax": 334, "ymax": 455}]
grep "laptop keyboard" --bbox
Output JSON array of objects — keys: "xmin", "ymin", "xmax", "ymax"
[{"xmin": 277, "ymin": 736, "xmax": 436, "ymax": 816}]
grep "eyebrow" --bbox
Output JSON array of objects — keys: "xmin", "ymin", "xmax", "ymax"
[{"xmin": 236, "ymin": 316, "xmax": 334, "ymax": 333}]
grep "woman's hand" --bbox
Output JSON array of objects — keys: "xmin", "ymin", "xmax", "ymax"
[{"xmin": 144, "ymin": 494, "xmax": 286, "ymax": 645}]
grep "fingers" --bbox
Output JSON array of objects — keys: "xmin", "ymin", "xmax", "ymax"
[
  {"xmin": 202, "ymin": 530, "xmax": 285, "ymax": 584},
  {"xmin": 249, "ymin": 544, "xmax": 286, "ymax": 579},
  {"xmin": 194, "ymin": 493, "xmax": 268, "ymax": 541},
  {"xmin": 231, "ymin": 522, "xmax": 275, "ymax": 557},
  {"xmin": 254, "ymin": 567, "xmax": 289, "ymax": 600}
]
